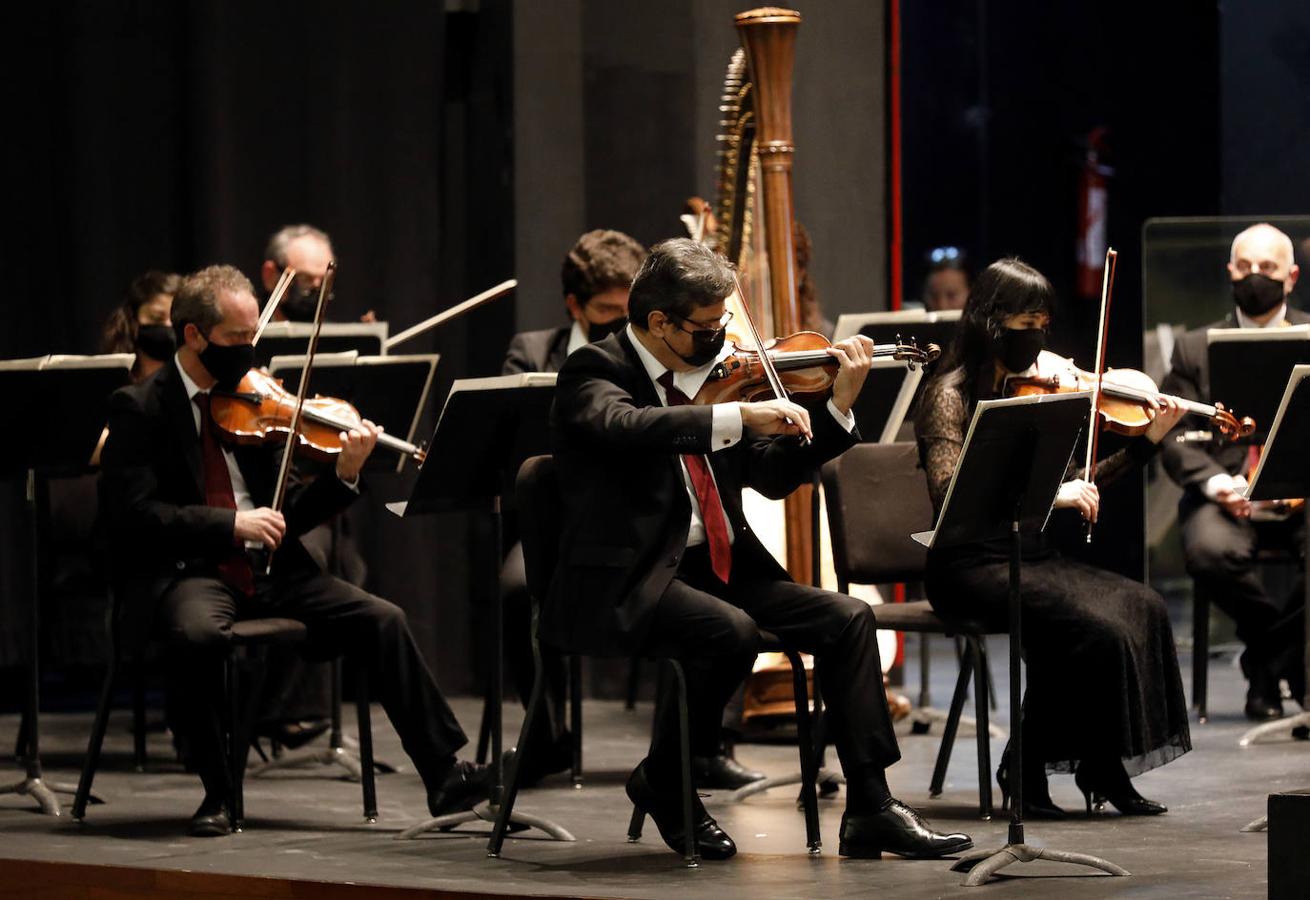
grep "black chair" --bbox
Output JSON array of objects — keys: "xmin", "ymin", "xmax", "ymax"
[
  {"xmin": 822, "ymin": 442, "xmax": 1002, "ymax": 818},
  {"xmin": 488, "ymin": 455, "xmax": 821, "ymax": 866},
  {"xmin": 73, "ymin": 592, "xmax": 377, "ymax": 831}
]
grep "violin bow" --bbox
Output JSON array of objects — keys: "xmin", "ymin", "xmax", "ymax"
[
  {"xmin": 384, "ymin": 279, "xmax": 516, "ymax": 351},
  {"xmin": 253, "ymin": 266, "xmax": 298, "ymax": 346},
  {"xmin": 1084, "ymin": 247, "xmax": 1118, "ymax": 543},
  {"xmin": 730, "ymin": 269, "xmax": 810, "ymax": 445},
  {"xmin": 265, "ymin": 260, "xmax": 336, "ymax": 572}
]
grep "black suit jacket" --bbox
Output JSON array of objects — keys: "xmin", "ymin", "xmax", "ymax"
[
  {"xmin": 1160, "ymin": 306, "xmax": 1310, "ymax": 492},
  {"xmin": 503, "ymin": 326, "xmax": 571, "ymax": 375},
  {"xmin": 543, "ymin": 330, "xmax": 859, "ymax": 656},
  {"xmin": 100, "ymin": 360, "xmax": 358, "ymax": 653}
]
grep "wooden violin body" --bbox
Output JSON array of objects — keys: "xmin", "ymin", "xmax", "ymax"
[{"xmin": 210, "ymin": 368, "xmax": 425, "ymax": 464}]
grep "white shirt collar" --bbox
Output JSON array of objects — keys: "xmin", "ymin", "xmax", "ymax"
[
  {"xmin": 1236, "ymin": 302, "xmax": 1287, "ymax": 329},
  {"xmin": 624, "ymin": 323, "xmax": 728, "ymax": 401},
  {"xmin": 565, "ymin": 320, "xmax": 589, "ymax": 356},
  {"xmin": 174, "ymin": 353, "xmax": 207, "ymax": 400}
]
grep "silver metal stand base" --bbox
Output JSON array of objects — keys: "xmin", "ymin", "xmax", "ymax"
[
  {"xmin": 248, "ymin": 739, "xmax": 398, "ymax": 781},
  {"xmin": 1240, "ymin": 815, "xmax": 1268, "ymax": 832},
  {"xmin": 0, "ymin": 776, "xmax": 85, "ymax": 816},
  {"xmin": 725, "ymin": 767, "xmax": 843, "ymax": 803},
  {"xmin": 952, "ymin": 842, "xmax": 1131, "ymax": 886},
  {"xmin": 1239, "ymin": 711, "xmax": 1310, "ymax": 747},
  {"xmin": 396, "ymin": 800, "xmax": 575, "ymax": 843},
  {"xmin": 910, "ymin": 706, "xmax": 1007, "ymax": 739}
]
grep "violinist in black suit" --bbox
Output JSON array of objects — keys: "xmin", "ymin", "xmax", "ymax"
[
  {"xmin": 100, "ymin": 265, "xmax": 488, "ymax": 836},
  {"xmin": 546, "ymin": 238, "xmax": 972, "ymax": 861},
  {"xmin": 1161, "ymin": 223, "xmax": 1309, "ymax": 720}
]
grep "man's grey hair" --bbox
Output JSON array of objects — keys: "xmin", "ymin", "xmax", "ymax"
[
  {"xmin": 264, "ymin": 224, "xmax": 334, "ymax": 268},
  {"xmin": 172, "ymin": 265, "xmax": 255, "ymax": 343},
  {"xmin": 1230, "ymin": 222, "xmax": 1294, "ymax": 266}
]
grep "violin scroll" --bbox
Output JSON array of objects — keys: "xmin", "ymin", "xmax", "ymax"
[
  {"xmin": 892, "ymin": 334, "xmax": 942, "ymax": 370},
  {"xmin": 1211, "ymin": 402, "xmax": 1256, "ymax": 440}
]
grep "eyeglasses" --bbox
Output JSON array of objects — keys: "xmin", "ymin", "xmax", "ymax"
[{"xmin": 671, "ymin": 310, "xmax": 733, "ymax": 336}]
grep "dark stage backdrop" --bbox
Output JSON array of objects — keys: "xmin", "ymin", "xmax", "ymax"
[{"xmin": 0, "ymin": 1, "xmax": 515, "ymax": 696}]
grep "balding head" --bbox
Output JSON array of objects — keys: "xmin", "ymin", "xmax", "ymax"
[{"xmin": 1229, "ymin": 223, "xmax": 1296, "ymax": 277}]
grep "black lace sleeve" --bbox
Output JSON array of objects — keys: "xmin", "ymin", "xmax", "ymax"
[{"xmin": 914, "ymin": 376, "xmax": 968, "ymax": 517}]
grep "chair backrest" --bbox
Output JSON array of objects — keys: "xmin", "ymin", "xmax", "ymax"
[
  {"xmin": 822, "ymin": 441, "xmax": 934, "ymax": 586},
  {"xmin": 515, "ymin": 454, "xmax": 561, "ymax": 602}
]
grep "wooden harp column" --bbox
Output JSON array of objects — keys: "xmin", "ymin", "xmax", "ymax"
[{"xmin": 736, "ymin": 7, "xmax": 812, "ymax": 585}]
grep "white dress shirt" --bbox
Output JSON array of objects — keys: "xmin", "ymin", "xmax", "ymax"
[
  {"xmin": 624, "ymin": 324, "xmax": 854, "ymax": 547},
  {"xmin": 565, "ymin": 320, "xmax": 589, "ymax": 356}
]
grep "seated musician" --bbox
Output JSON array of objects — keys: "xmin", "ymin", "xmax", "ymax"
[
  {"xmin": 1160, "ymin": 222, "xmax": 1308, "ymax": 720},
  {"xmin": 100, "ymin": 265, "xmax": 489, "ymax": 837},
  {"xmin": 916, "ymin": 257, "xmax": 1190, "ymax": 820},
  {"xmin": 100, "ymin": 270, "xmax": 181, "ymax": 384},
  {"xmin": 547, "ymin": 238, "xmax": 973, "ymax": 860},
  {"xmin": 261, "ymin": 223, "xmax": 340, "ymax": 323}
]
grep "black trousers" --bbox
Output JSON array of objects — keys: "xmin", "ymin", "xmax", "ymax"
[
  {"xmin": 501, "ymin": 540, "xmax": 568, "ymax": 750},
  {"xmin": 158, "ymin": 567, "xmax": 466, "ymax": 798},
  {"xmin": 641, "ymin": 545, "xmax": 901, "ymax": 783},
  {"xmin": 1180, "ymin": 496, "xmax": 1304, "ymax": 686}
]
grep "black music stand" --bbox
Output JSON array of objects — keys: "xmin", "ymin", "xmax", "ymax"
[
  {"xmin": 0, "ymin": 355, "xmax": 132, "ymax": 815},
  {"xmin": 1208, "ymin": 326, "xmax": 1310, "ymax": 444},
  {"xmin": 913, "ymin": 392, "xmax": 1129, "ymax": 885},
  {"xmin": 387, "ymin": 373, "xmax": 573, "ymax": 842},
  {"xmin": 1236, "ymin": 366, "xmax": 1310, "ymax": 770}
]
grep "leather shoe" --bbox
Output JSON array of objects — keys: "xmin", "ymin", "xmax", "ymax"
[
  {"xmin": 1245, "ymin": 689, "xmax": 1283, "ymax": 722},
  {"xmin": 426, "ymin": 760, "xmax": 493, "ymax": 817},
  {"xmin": 627, "ymin": 761, "xmax": 736, "ymax": 860},
  {"xmin": 692, "ymin": 750, "xmax": 766, "ymax": 790},
  {"xmin": 256, "ymin": 718, "xmax": 331, "ymax": 750},
  {"xmin": 189, "ymin": 796, "xmax": 231, "ymax": 837},
  {"xmin": 513, "ymin": 737, "xmax": 573, "ymax": 787},
  {"xmin": 838, "ymin": 800, "xmax": 973, "ymax": 859}
]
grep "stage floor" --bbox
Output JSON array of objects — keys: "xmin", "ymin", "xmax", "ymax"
[{"xmin": 0, "ymin": 640, "xmax": 1300, "ymax": 899}]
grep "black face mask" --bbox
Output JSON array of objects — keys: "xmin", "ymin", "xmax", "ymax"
[
  {"xmin": 280, "ymin": 283, "xmax": 327, "ymax": 322},
  {"xmin": 135, "ymin": 324, "xmax": 176, "ymax": 361},
  {"xmin": 585, "ymin": 314, "xmax": 628, "ymax": 343},
  {"xmin": 993, "ymin": 327, "xmax": 1045, "ymax": 373},
  {"xmin": 664, "ymin": 322, "xmax": 726, "ymax": 368},
  {"xmin": 1232, "ymin": 273, "xmax": 1285, "ymax": 318},
  {"xmin": 198, "ymin": 337, "xmax": 255, "ymax": 390}
]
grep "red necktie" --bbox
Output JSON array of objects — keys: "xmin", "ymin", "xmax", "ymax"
[
  {"xmin": 193, "ymin": 394, "xmax": 255, "ymax": 596},
  {"xmin": 659, "ymin": 372, "xmax": 732, "ymax": 583}
]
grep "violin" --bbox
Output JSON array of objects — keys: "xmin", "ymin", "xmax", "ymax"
[
  {"xmin": 692, "ymin": 330, "xmax": 940, "ymax": 406},
  {"xmin": 210, "ymin": 367, "xmax": 426, "ymax": 464},
  {"xmin": 1005, "ymin": 363, "xmax": 1255, "ymax": 440}
]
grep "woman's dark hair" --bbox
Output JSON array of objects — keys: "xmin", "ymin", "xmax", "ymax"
[
  {"xmin": 100, "ymin": 270, "xmax": 182, "ymax": 354},
  {"xmin": 628, "ymin": 238, "xmax": 736, "ymax": 329},
  {"xmin": 926, "ymin": 257, "xmax": 1054, "ymax": 411},
  {"xmin": 561, "ymin": 229, "xmax": 648, "ymax": 307}
]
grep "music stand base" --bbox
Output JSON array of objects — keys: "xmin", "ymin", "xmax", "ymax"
[
  {"xmin": 726, "ymin": 767, "xmax": 843, "ymax": 803},
  {"xmin": 1241, "ymin": 815, "xmax": 1268, "ymax": 832},
  {"xmin": 248, "ymin": 743, "xmax": 398, "ymax": 780},
  {"xmin": 910, "ymin": 707, "xmax": 1007, "ymax": 739},
  {"xmin": 0, "ymin": 775, "xmax": 87, "ymax": 816},
  {"xmin": 396, "ymin": 801, "xmax": 575, "ymax": 843},
  {"xmin": 1239, "ymin": 711, "xmax": 1310, "ymax": 747},
  {"xmin": 952, "ymin": 842, "xmax": 1130, "ymax": 886}
]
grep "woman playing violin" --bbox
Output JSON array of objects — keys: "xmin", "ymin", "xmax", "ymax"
[{"xmin": 915, "ymin": 257, "xmax": 1192, "ymax": 819}]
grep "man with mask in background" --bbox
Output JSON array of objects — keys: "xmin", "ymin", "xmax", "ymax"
[{"xmin": 1161, "ymin": 222, "xmax": 1308, "ymax": 721}]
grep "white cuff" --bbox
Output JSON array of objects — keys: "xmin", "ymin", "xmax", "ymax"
[
  {"xmin": 338, "ymin": 472, "xmax": 362, "ymax": 493},
  {"xmin": 711, "ymin": 402, "xmax": 744, "ymax": 451},
  {"xmin": 1203, "ymin": 472, "xmax": 1234, "ymax": 501},
  {"xmin": 826, "ymin": 398, "xmax": 857, "ymax": 433}
]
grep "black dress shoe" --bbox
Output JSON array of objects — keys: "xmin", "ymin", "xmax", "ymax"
[
  {"xmin": 255, "ymin": 718, "xmax": 332, "ymax": 751},
  {"xmin": 189, "ymin": 796, "xmax": 231, "ymax": 838},
  {"xmin": 513, "ymin": 737, "xmax": 573, "ymax": 787},
  {"xmin": 626, "ymin": 761, "xmax": 736, "ymax": 860},
  {"xmin": 1074, "ymin": 761, "xmax": 1167, "ymax": 816},
  {"xmin": 426, "ymin": 760, "xmax": 493, "ymax": 817},
  {"xmin": 692, "ymin": 751, "xmax": 766, "ymax": 790},
  {"xmin": 1245, "ymin": 692, "xmax": 1284, "ymax": 722},
  {"xmin": 838, "ymin": 800, "xmax": 973, "ymax": 859}
]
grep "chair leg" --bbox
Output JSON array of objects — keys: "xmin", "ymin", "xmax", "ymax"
[
  {"xmin": 669, "ymin": 660, "xmax": 698, "ymax": 868},
  {"xmin": 569, "ymin": 655, "xmax": 583, "ymax": 787},
  {"xmin": 329, "ymin": 658, "xmax": 344, "ymax": 752},
  {"xmin": 73, "ymin": 656, "xmax": 119, "ymax": 820},
  {"xmin": 489, "ymin": 621, "xmax": 549, "ymax": 857},
  {"xmin": 625, "ymin": 658, "xmax": 641, "ymax": 711},
  {"xmin": 1193, "ymin": 587, "xmax": 1209, "ymax": 723},
  {"xmin": 131, "ymin": 664, "xmax": 147, "ymax": 772},
  {"xmin": 918, "ymin": 633, "xmax": 932, "ymax": 709},
  {"xmin": 969, "ymin": 638, "xmax": 993, "ymax": 819},
  {"xmin": 929, "ymin": 647, "xmax": 975, "ymax": 798},
  {"xmin": 355, "ymin": 668, "xmax": 377, "ymax": 823},
  {"xmin": 475, "ymin": 691, "xmax": 492, "ymax": 764},
  {"xmin": 224, "ymin": 656, "xmax": 243, "ymax": 831},
  {"xmin": 785, "ymin": 651, "xmax": 821, "ymax": 853}
]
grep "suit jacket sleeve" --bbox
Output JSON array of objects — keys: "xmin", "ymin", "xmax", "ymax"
[
  {"xmin": 739, "ymin": 399, "xmax": 860, "ymax": 499},
  {"xmin": 274, "ymin": 455, "xmax": 360, "ymax": 540},
  {"xmin": 554, "ymin": 344, "xmax": 715, "ymax": 452},
  {"xmin": 101, "ymin": 388, "xmax": 236, "ymax": 559},
  {"xmin": 1159, "ymin": 336, "xmax": 1226, "ymax": 488},
  {"xmin": 502, "ymin": 332, "xmax": 535, "ymax": 375}
]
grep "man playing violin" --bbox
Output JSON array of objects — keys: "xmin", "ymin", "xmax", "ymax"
[
  {"xmin": 546, "ymin": 238, "xmax": 973, "ymax": 861},
  {"xmin": 100, "ymin": 265, "xmax": 489, "ymax": 836},
  {"xmin": 1161, "ymin": 222, "xmax": 1309, "ymax": 721}
]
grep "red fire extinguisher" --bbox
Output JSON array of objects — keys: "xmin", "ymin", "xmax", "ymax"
[{"xmin": 1076, "ymin": 128, "xmax": 1113, "ymax": 300}]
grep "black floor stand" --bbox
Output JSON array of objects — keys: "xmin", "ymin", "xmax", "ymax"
[
  {"xmin": 951, "ymin": 505, "xmax": 1128, "ymax": 885},
  {"xmin": 1, "ymin": 471, "xmax": 95, "ymax": 816}
]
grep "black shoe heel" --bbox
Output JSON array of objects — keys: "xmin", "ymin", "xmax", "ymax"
[{"xmin": 837, "ymin": 840, "xmax": 882, "ymax": 859}]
